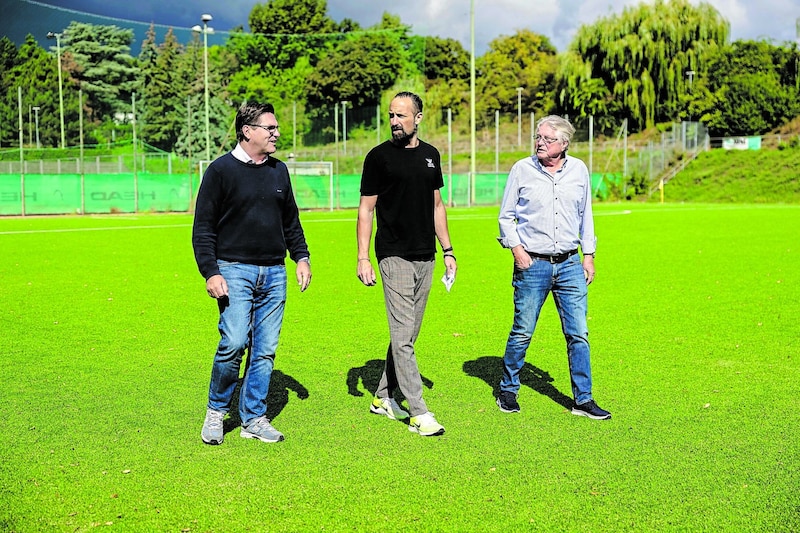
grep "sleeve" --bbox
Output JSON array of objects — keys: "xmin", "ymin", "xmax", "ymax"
[
  {"xmin": 191, "ymin": 166, "xmax": 222, "ymax": 279},
  {"xmin": 281, "ymin": 170, "xmax": 310, "ymax": 263},
  {"xmin": 360, "ymin": 147, "xmax": 381, "ymax": 196},
  {"xmin": 497, "ymin": 163, "xmax": 522, "ymax": 249},
  {"xmin": 579, "ymin": 167, "xmax": 597, "ymax": 255}
]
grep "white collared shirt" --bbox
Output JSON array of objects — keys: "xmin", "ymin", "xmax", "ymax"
[{"xmin": 231, "ymin": 143, "xmax": 268, "ymax": 165}]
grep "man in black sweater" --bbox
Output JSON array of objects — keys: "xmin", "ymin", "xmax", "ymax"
[{"xmin": 192, "ymin": 102, "xmax": 311, "ymax": 445}]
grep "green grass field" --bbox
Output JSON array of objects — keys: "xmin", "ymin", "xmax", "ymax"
[{"xmin": 2, "ymin": 204, "xmax": 798, "ymax": 532}]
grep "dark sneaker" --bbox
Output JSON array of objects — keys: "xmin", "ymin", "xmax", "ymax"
[
  {"xmin": 201, "ymin": 408, "xmax": 225, "ymax": 445},
  {"xmin": 496, "ymin": 391, "xmax": 520, "ymax": 413},
  {"xmin": 572, "ymin": 400, "xmax": 611, "ymax": 420},
  {"xmin": 241, "ymin": 416, "xmax": 285, "ymax": 442}
]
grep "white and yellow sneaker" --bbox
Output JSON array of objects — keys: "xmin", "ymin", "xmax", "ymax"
[
  {"xmin": 408, "ymin": 412, "xmax": 445, "ymax": 437},
  {"xmin": 370, "ymin": 397, "xmax": 410, "ymax": 421}
]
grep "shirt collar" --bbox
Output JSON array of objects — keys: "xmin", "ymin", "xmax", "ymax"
[{"xmin": 232, "ymin": 143, "xmax": 268, "ymax": 165}]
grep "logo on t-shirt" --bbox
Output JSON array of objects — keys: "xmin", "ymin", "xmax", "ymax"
[{"xmin": 426, "ymin": 158, "xmax": 435, "ymax": 168}]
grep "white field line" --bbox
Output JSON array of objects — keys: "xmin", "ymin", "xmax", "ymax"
[{"xmin": 1, "ymin": 203, "xmax": 796, "ymax": 235}]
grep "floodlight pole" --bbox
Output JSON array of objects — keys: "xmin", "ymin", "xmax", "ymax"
[
  {"xmin": 686, "ymin": 70, "xmax": 696, "ymax": 150},
  {"xmin": 341, "ymin": 101, "xmax": 349, "ymax": 156},
  {"xmin": 469, "ymin": 0, "xmax": 476, "ymax": 206},
  {"xmin": 32, "ymin": 106, "xmax": 40, "ymax": 149},
  {"xmin": 516, "ymin": 87, "xmax": 524, "ymax": 147},
  {"xmin": 193, "ymin": 14, "xmax": 213, "ymax": 161},
  {"xmin": 47, "ymin": 31, "xmax": 66, "ymax": 149}
]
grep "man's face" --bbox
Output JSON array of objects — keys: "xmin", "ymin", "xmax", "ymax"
[
  {"xmin": 534, "ymin": 123, "xmax": 565, "ymax": 160},
  {"xmin": 388, "ymin": 97, "xmax": 420, "ymax": 145},
  {"xmin": 244, "ymin": 112, "xmax": 281, "ymax": 155}
]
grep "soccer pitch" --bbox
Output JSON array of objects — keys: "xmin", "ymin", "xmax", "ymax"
[{"xmin": 1, "ymin": 203, "xmax": 798, "ymax": 531}]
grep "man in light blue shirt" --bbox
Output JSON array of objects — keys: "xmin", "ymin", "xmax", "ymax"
[{"xmin": 496, "ymin": 115, "xmax": 611, "ymax": 420}]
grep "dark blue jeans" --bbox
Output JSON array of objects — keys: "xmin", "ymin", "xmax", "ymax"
[{"xmin": 500, "ymin": 254, "xmax": 594, "ymax": 404}]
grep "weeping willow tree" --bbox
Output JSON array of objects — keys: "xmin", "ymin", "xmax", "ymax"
[{"xmin": 556, "ymin": 0, "xmax": 729, "ymax": 133}]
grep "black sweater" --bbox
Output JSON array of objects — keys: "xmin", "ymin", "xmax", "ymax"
[{"xmin": 192, "ymin": 153, "xmax": 309, "ymax": 280}]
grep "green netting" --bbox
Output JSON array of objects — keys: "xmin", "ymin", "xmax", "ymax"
[
  {"xmin": 0, "ymin": 171, "xmax": 620, "ymax": 215},
  {"xmin": 0, "ymin": 173, "xmax": 195, "ymax": 215}
]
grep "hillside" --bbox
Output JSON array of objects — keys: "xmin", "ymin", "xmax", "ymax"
[{"xmin": 656, "ymin": 146, "xmax": 800, "ymax": 204}]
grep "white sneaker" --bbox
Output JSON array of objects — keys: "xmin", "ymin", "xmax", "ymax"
[
  {"xmin": 201, "ymin": 408, "xmax": 225, "ymax": 445},
  {"xmin": 240, "ymin": 416, "xmax": 284, "ymax": 443},
  {"xmin": 408, "ymin": 412, "xmax": 445, "ymax": 437},
  {"xmin": 370, "ymin": 397, "xmax": 410, "ymax": 420}
]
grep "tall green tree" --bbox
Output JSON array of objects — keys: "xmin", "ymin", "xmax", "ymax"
[
  {"xmin": 61, "ymin": 22, "xmax": 139, "ymax": 124},
  {"xmin": 173, "ymin": 36, "xmax": 238, "ymax": 159},
  {"xmin": 4, "ymin": 35, "xmax": 74, "ymax": 147},
  {"xmin": 0, "ymin": 36, "xmax": 20, "ymax": 146},
  {"xmin": 416, "ymin": 36, "xmax": 469, "ymax": 87},
  {"xmin": 477, "ymin": 29, "xmax": 558, "ymax": 128},
  {"xmin": 246, "ymin": 0, "xmax": 338, "ymax": 70},
  {"xmin": 697, "ymin": 40, "xmax": 800, "ymax": 136},
  {"xmin": 138, "ymin": 26, "xmax": 188, "ymax": 151},
  {"xmin": 304, "ymin": 27, "xmax": 407, "ymax": 142},
  {"xmin": 557, "ymin": 0, "xmax": 729, "ymax": 132}
]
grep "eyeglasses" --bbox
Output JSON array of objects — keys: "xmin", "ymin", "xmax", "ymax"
[
  {"xmin": 534, "ymin": 134, "xmax": 561, "ymax": 145},
  {"xmin": 248, "ymin": 124, "xmax": 279, "ymax": 134}
]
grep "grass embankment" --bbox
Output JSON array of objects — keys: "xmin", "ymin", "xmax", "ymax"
[{"xmin": 660, "ymin": 148, "xmax": 800, "ymax": 203}]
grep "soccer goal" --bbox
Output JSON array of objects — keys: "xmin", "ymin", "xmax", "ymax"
[{"xmin": 197, "ymin": 160, "xmax": 335, "ymax": 211}]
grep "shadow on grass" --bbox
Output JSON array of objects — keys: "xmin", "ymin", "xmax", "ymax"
[
  {"xmin": 222, "ymin": 370, "xmax": 309, "ymax": 434},
  {"xmin": 462, "ymin": 356, "xmax": 572, "ymax": 409},
  {"xmin": 345, "ymin": 358, "xmax": 434, "ymax": 398}
]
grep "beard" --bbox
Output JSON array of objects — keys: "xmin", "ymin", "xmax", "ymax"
[{"xmin": 391, "ymin": 125, "xmax": 416, "ymax": 147}]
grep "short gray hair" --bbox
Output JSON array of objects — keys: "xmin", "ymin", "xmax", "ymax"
[{"xmin": 536, "ymin": 115, "xmax": 576, "ymax": 147}]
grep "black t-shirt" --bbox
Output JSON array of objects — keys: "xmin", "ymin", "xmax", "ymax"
[{"xmin": 360, "ymin": 139, "xmax": 444, "ymax": 259}]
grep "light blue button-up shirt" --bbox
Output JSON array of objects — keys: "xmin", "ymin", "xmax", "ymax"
[{"xmin": 498, "ymin": 154, "xmax": 596, "ymax": 255}]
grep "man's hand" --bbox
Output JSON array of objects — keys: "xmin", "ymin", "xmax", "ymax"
[
  {"xmin": 583, "ymin": 255, "xmax": 595, "ymax": 285},
  {"xmin": 296, "ymin": 261, "xmax": 311, "ymax": 292},
  {"xmin": 206, "ymin": 274, "xmax": 228, "ymax": 299},
  {"xmin": 512, "ymin": 245, "xmax": 532, "ymax": 269},
  {"xmin": 357, "ymin": 258, "xmax": 377, "ymax": 286}
]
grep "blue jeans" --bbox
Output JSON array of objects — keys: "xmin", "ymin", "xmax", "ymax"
[
  {"xmin": 500, "ymin": 254, "xmax": 594, "ymax": 405},
  {"xmin": 207, "ymin": 261, "xmax": 287, "ymax": 426}
]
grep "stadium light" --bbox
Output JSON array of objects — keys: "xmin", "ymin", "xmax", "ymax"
[
  {"xmin": 193, "ymin": 14, "xmax": 213, "ymax": 161},
  {"xmin": 32, "ymin": 106, "xmax": 40, "ymax": 149},
  {"xmin": 46, "ymin": 31, "xmax": 66, "ymax": 149}
]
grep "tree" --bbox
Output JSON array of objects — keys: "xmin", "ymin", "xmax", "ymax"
[
  {"xmin": 3, "ymin": 35, "xmax": 74, "ymax": 147},
  {"xmin": 0, "ymin": 36, "xmax": 20, "ymax": 146},
  {"xmin": 557, "ymin": 0, "xmax": 729, "ymax": 132},
  {"xmin": 138, "ymin": 26, "xmax": 188, "ymax": 151},
  {"xmin": 476, "ymin": 30, "xmax": 558, "ymax": 128},
  {"xmin": 246, "ymin": 0, "xmax": 338, "ymax": 70},
  {"xmin": 698, "ymin": 40, "xmax": 800, "ymax": 136},
  {"xmin": 416, "ymin": 36, "xmax": 469, "ymax": 87},
  {"xmin": 173, "ymin": 36, "xmax": 238, "ymax": 159},
  {"xmin": 61, "ymin": 22, "xmax": 139, "ymax": 124},
  {"xmin": 304, "ymin": 29, "xmax": 407, "ymax": 142}
]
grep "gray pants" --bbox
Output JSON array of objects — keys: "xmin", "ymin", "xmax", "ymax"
[{"xmin": 376, "ymin": 256, "xmax": 435, "ymax": 416}]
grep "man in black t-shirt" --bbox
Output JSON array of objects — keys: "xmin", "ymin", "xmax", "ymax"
[{"xmin": 356, "ymin": 91, "xmax": 457, "ymax": 437}]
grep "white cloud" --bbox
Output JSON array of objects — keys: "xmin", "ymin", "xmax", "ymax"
[{"xmin": 325, "ymin": 0, "xmax": 799, "ymax": 52}]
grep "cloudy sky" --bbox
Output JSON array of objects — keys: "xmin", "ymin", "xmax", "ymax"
[{"xmin": 7, "ymin": 0, "xmax": 800, "ymax": 53}]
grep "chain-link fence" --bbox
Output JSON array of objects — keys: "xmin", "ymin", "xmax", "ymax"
[{"xmin": 1, "ymin": 106, "xmax": 717, "ymax": 214}]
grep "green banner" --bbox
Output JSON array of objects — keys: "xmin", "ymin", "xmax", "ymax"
[{"xmin": 0, "ymin": 173, "xmax": 194, "ymax": 215}]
